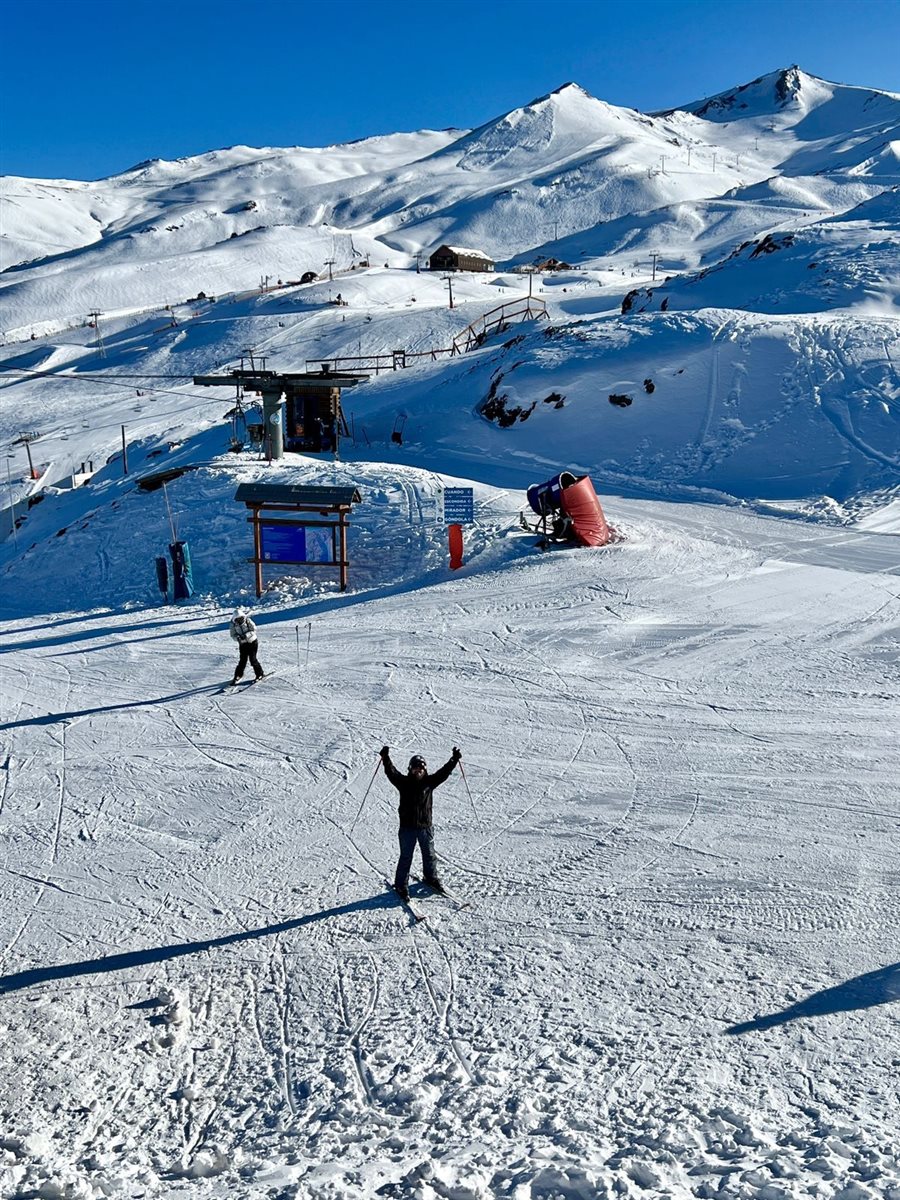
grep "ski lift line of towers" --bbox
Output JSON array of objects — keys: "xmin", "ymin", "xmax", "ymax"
[
  {"xmin": 12, "ymin": 125, "xmax": 759, "ymax": 351},
  {"xmin": 20, "ymin": 215, "xmax": 676, "ymax": 355}
]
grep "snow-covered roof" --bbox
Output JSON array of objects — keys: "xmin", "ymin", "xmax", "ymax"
[{"xmin": 437, "ymin": 245, "xmax": 495, "ymax": 260}]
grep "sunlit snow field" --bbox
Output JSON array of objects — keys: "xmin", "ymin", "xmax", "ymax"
[{"xmin": 1, "ymin": 65, "xmax": 899, "ymax": 1200}]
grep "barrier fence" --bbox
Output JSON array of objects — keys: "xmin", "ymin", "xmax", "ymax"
[{"xmin": 306, "ymin": 297, "xmax": 548, "ymax": 376}]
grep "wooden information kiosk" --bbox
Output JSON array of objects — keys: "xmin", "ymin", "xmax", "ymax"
[{"xmin": 234, "ymin": 482, "xmax": 361, "ymax": 595}]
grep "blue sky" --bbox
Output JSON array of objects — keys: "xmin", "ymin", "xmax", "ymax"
[{"xmin": 2, "ymin": 0, "xmax": 898, "ymax": 179}]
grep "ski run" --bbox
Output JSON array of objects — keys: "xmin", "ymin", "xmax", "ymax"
[{"xmin": 1, "ymin": 63, "xmax": 899, "ymax": 1200}]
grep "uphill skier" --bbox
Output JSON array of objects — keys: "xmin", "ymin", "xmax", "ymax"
[
  {"xmin": 380, "ymin": 745, "xmax": 461, "ymax": 901},
  {"xmin": 228, "ymin": 607, "xmax": 266, "ymax": 685}
]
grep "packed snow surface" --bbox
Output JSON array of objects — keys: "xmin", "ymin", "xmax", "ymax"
[{"xmin": 0, "ymin": 63, "xmax": 898, "ymax": 1200}]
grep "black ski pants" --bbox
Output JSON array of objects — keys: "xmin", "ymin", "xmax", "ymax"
[
  {"xmin": 233, "ymin": 639, "xmax": 264, "ymax": 681},
  {"xmin": 395, "ymin": 826, "xmax": 440, "ymax": 889}
]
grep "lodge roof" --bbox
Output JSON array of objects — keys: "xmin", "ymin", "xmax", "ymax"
[
  {"xmin": 432, "ymin": 244, "xmax": 495, "ymax": 260},
  {"xmin": 234, "ymin": 483, "xmax": 362, "ymax": 508}
]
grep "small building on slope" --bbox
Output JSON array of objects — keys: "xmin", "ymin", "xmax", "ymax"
[{"xmin": 428, "ymin": 245, "xmax": 495, "ymax": 272}]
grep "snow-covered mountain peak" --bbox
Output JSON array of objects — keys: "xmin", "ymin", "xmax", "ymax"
[
  {"xmin": 670, "ymin": 65, "xmax": 900, "ymax": 135},
  {"xmin": 439, "ymin": 81, "xmax": 645, "ymax": 174},
  {"xmin": 671, "ymin": 66, "xmax": 830, "ymax": 121}
]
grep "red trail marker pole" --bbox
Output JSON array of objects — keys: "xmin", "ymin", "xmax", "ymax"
[{"xmin": 448, "ymin": 523, "xmax": 464, "ymax": 569}]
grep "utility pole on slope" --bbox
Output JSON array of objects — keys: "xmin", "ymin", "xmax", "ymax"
[
  {"xmin": 17, "ymin": 432, "xmax": 38, "ymax": 479},
  {"xmin": 324, "ymin": 259, "xmax": 336, "ymax": 282},
  {"xmin": 88, "ymin": 310, "xmax": 105, "ymax": 357},
  {"xmin": 442, "ymin": 274, "xmax": 455, "ymax": 310},
  {"xmin": 649, "ymin": 252, "xmax": 660, "ymax": 282}
]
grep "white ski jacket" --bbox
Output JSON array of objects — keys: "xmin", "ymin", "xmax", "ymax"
[{"xmin": 230, "ymin": 615, "xmax": 258, "ymax": 645}]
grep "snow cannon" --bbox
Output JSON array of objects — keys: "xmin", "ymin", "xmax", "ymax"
[
  {"xmin": 523, "ymin": 470, "xmax": 611, "ymax": 548},
  {"xmin": 527, "ymin": 471, "xmax": 574, "ymax": 516},
  {"xmin": 559, "ymin": 474, "xmax": 610, "ymax": 547}
]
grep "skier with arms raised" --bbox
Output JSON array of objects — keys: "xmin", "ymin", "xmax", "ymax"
[{"xmin": 380, "ymin": 746, "xmax": 461, "ymax": 901}]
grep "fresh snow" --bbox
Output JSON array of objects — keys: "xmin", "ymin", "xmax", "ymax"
[{"xmin": 0, "ymin": 64, "xmax": 898, "ymax": 1200}]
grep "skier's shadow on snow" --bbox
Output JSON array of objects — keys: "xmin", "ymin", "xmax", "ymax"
[
  {"xmin": 0, "ymin": 896, "xmax": 397, "ymax": 996},
  {"xmin": 726, "ymin": 962, "xmax": 900, "ymax": 1034},
  {"xmin": 0, "ymin": 683, "xmax": 227, "ymax": 730},
  {"xmin": 0, "ymin": 612, "xmax": 210, "ymax": 653}
]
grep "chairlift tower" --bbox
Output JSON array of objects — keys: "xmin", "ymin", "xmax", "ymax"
[{"xmin": 89, "ymin": 310, "xmax": 106, "ymax": 357}]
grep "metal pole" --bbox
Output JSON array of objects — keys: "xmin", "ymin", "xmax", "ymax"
[
  {"xmin": 253, "ymin": 508, "xmax": 263, "ymax": 597},
  {"xmin": 23, "ymin": 438, "xmax": 35, "ymax": 479},
  {"xmin": 458, "ymin": 760, "xmax": 478, "ymax": 823},
  {"xmin": 121, "ymin": 425, "xmax": 128, "ymax": 474},
  {"xmin": 306, "ymin": 622, "xmax": 311, "ymax": 667},
  {"xmin": 5, "ymin": 458, "xmax": 18, "ymax": 548},
  {"xmin": 162, "ymin": 481, "xmax": 177, "ymax": 543},
  {"xmin": 349, "ymin": 758, "xmax": 382, "ymax": 834},
  {"xmin": 262, "ymin": 390, "xmax": 284, "ymax": 460},
  {"xmin": 339, "ymin": 513, "xmax": 348, "ymax": 590}
]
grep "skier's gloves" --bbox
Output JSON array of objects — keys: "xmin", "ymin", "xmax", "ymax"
[
  {"xmin": 380, "ymin": 745, "xmax": 390, "ymax": 759},
  {"xmin": 451, "ymin": 746, "xmax": 462, "ymax": 762}
]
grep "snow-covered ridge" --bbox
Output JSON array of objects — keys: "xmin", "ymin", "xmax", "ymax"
[{"xmin": 4, "ymin": 64, "xmax": 899, "ymax": 287}]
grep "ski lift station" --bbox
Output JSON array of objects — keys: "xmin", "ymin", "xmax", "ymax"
[{"xmin": 193, "ymin": 366, "xmax": 369, "ymax": 459}]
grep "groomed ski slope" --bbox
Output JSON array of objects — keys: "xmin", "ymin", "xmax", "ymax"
[
  {"xmin": 1, "ymin": 61, "xmax": 899, "ymax": 1200},
  {"xmin": 1, "ymin": 466, "xmax": 898, "ymax": 1199}
]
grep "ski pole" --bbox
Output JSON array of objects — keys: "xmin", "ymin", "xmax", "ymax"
[
  {"xmin": 458, "ymin": 760, "xmax": 479, "ymax": 823},
  {"xmin": 349, "ymin": 757, "xmax": 382, "ymax": 833},
  {"xmin": 295, "ymin": 624, "xmax": 301, "ymax": 675}
]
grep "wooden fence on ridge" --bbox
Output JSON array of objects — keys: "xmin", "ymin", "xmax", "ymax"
[{"xmin": 305, "ymin": 296, "xmax": 548, "ymax": 376}]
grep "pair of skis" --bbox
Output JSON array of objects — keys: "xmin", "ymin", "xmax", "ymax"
[
  {"xmin": 394, "ymin": 879, "xmax": 470, "ymax": 923},
  {"xmin": 221, "ymin": 671, "xmax": 276, "ymax": 693}
]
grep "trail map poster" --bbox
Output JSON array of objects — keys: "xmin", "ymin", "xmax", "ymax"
[{"xmin": 261, "ymin": 524, "xmax": 334, "ymax": 563}]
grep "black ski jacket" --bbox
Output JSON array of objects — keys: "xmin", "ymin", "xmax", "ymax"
[{"xmin": 381, "ymin": 751, "xmax": 457, "ymax": 829}]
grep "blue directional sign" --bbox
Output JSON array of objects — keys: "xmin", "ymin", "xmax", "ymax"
[{"xmin": 442, "ymin": 487, "xmax": 474, "ymax": 524}]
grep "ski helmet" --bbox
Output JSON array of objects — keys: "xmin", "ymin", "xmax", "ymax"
[{"xmin": 408, "ymin": 755, "xmax": 427, "ymax": 770}]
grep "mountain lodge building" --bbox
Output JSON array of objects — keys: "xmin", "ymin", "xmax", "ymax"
[{"xmin": 428, "ymin": 245, "xmax": 496, "ymax": 272}]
